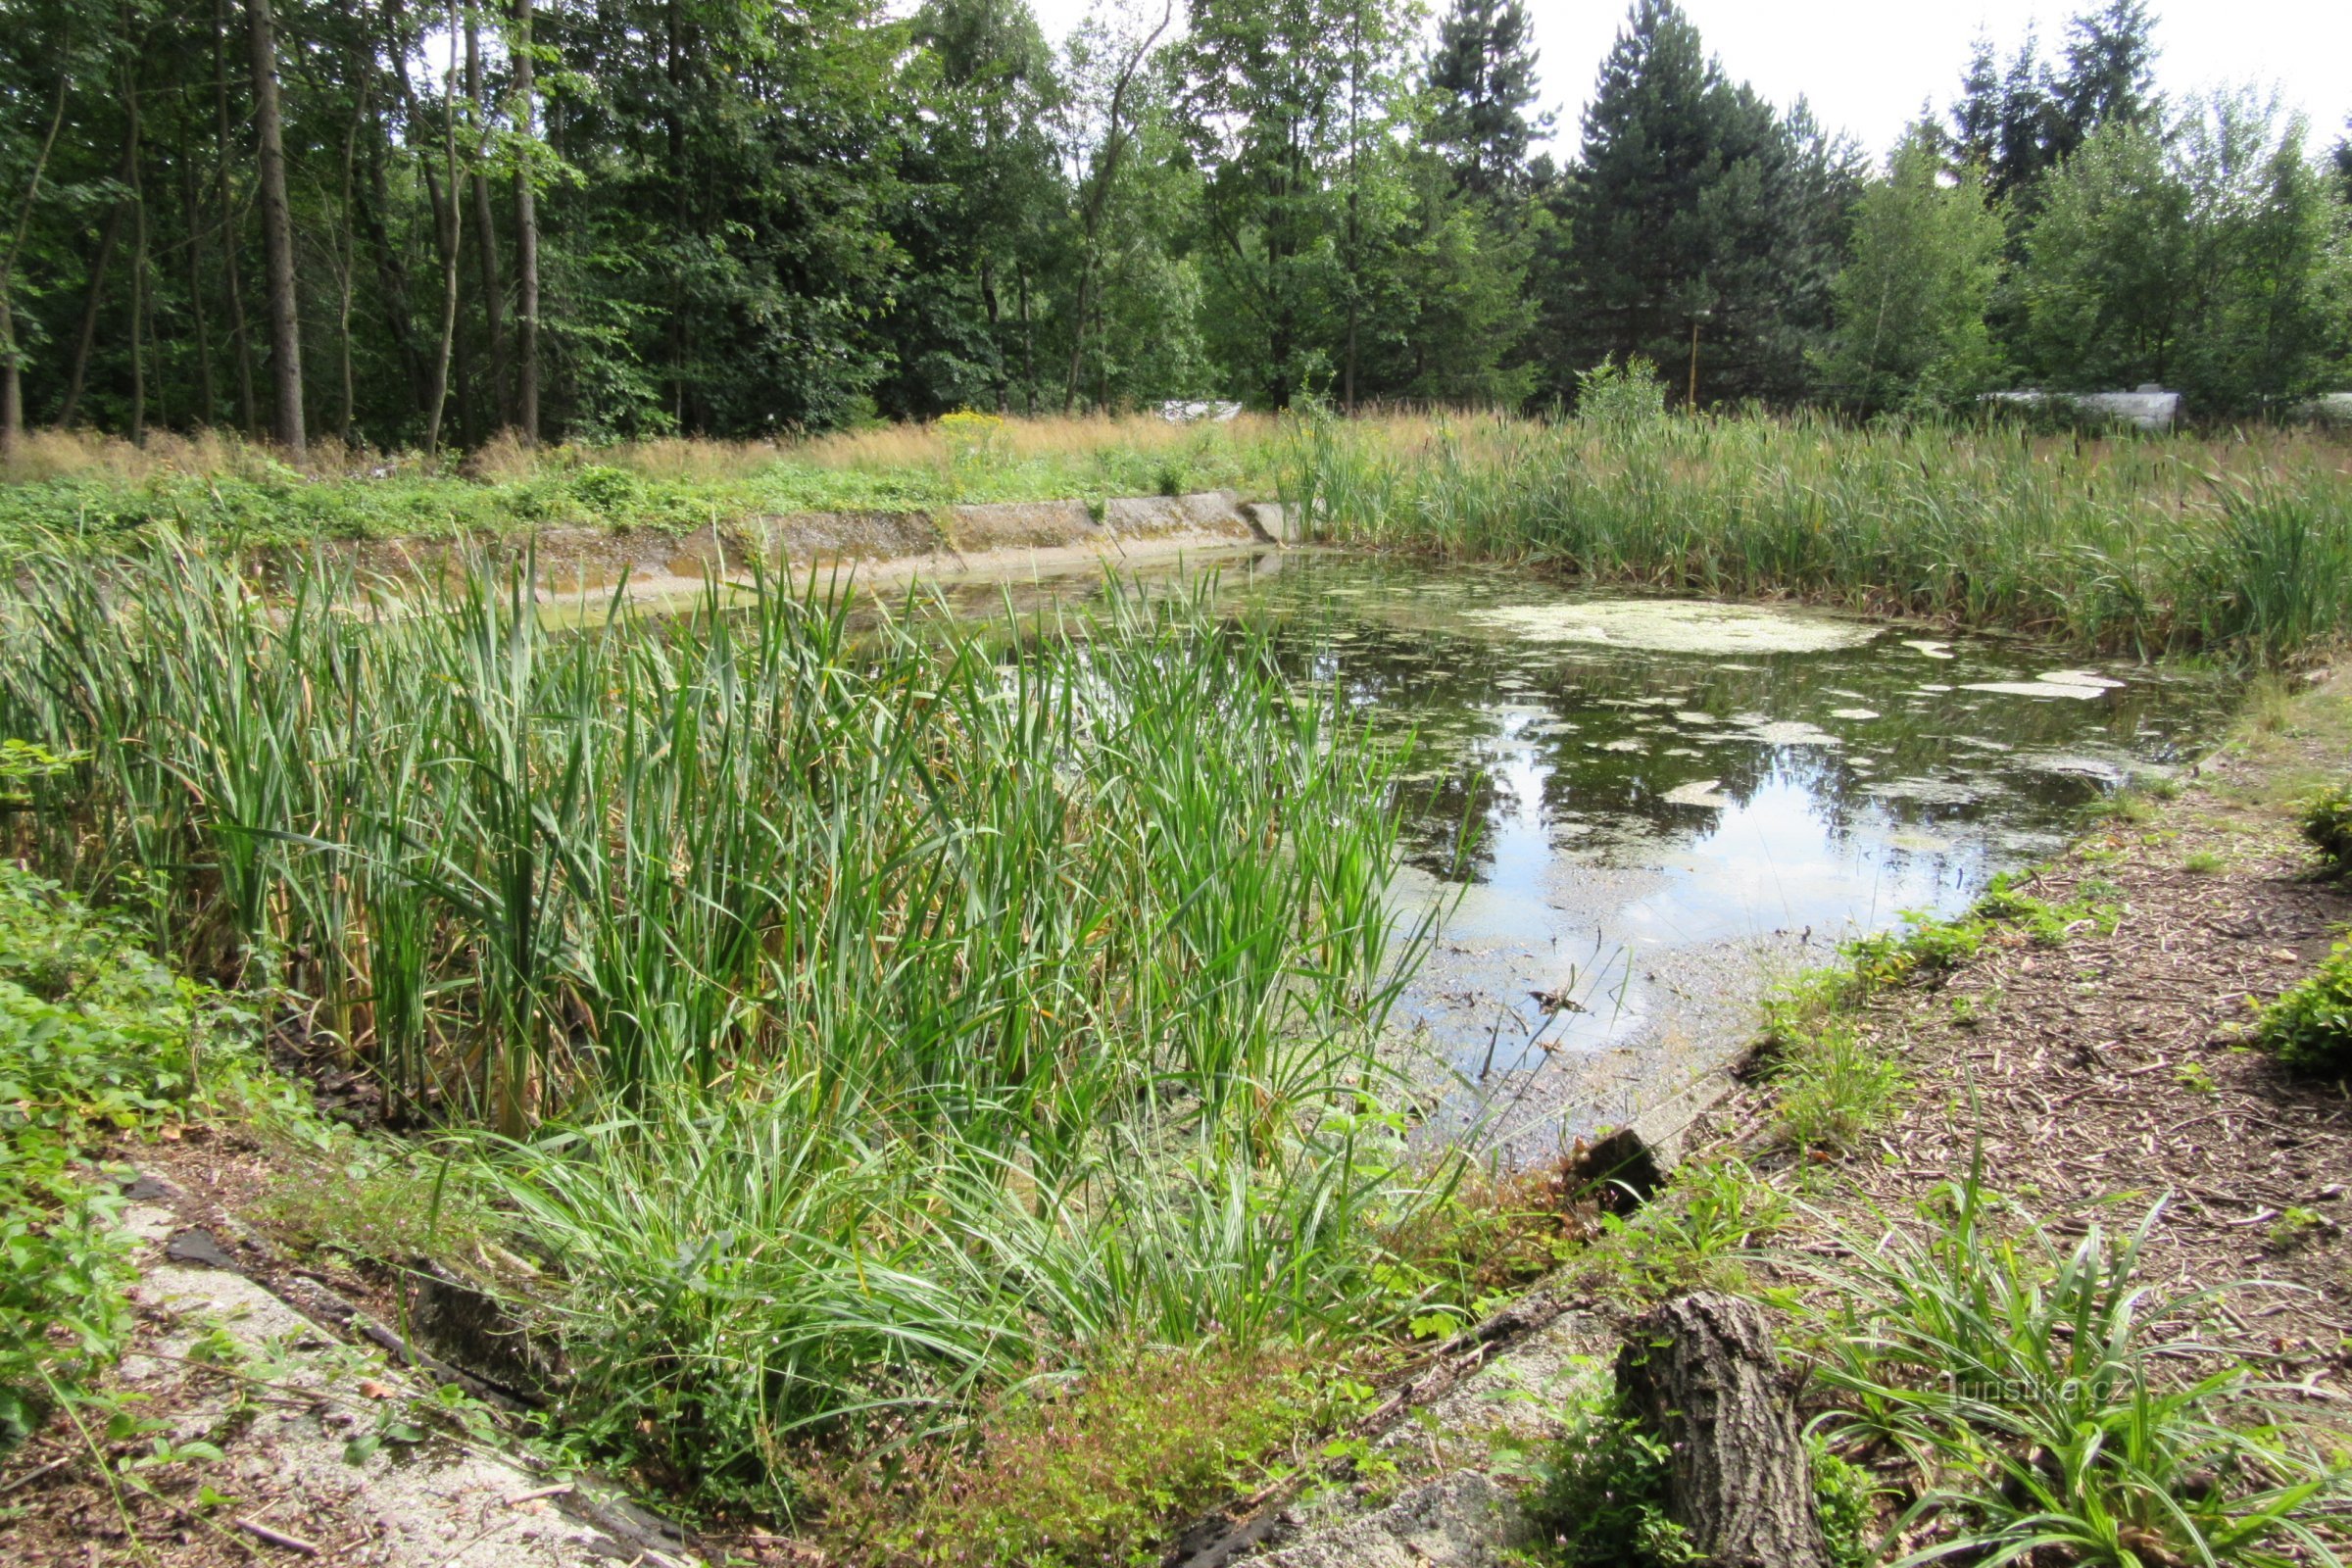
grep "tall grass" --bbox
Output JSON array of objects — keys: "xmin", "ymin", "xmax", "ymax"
[
  {"xmin": 1802, "ymin": 1172, "xmax": 2350, "ymax": 1566},
  {"xmin": 1283, "ymin": 411, "xmax": 2352, "ymax": 662},
  {"xmin": 0, "ymin": 544, "xmax": 1458, "ymax": 1501}
]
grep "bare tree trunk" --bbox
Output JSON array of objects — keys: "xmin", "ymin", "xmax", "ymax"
[
  {"xmin": 510, "ymin": 0, "xmax": 539, "ymax": 442},
  {"xmin": 663, "ymin": 0, "xmax": 689, "ymax": 429},
  {"xmin": 128, "ymin": 141, "xmax": 148, "ymax": 443},
  {"xmin": 356, "ymin": 123, "xmax": 428, "ymax": 415},
  {"xmin": 215, "ymin": 0, "xmax": 258, "ymax": 436},
  {"xmin": 371, "ymin": 0, "xmax": 439, "ymax": 422},
  {"xmin": 331, "ymin": 82, "xmax": 368, "ymax": 443},
  {"xmin": 423, "ymin": 0, "xmax": 465, "ymax": 453},
  {"xmin": 181, "ymin": 141, "xmax": 217, "ymax": 421},
  {"xmin": 59, "ymin": 96, "xmax": 141, "ymax": 428},
  {"xmin": 466, "ymin": 9, "xmax": 510, "ymax": 428},
  {"xmin": 247, "ymin": 0, "xmax": 306, "ymax": 456},
  {"xmin": 0, "ymin": 75, "xmax": 69, "ymax": 461},
  {"xmin": 1616, "ymin": 1294, "xmax": 1833, "ymax": 1568},
  {"xmin": 1060, "ymin": 0, "xmax": 1171, "ymax": 415},
  {"xmin": 1016, "ymin": 264, "xmax": 1034, "ymax": 415}
]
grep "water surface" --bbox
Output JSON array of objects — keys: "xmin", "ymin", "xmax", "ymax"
[{"xmin": 936, "ymin": 551, "xmax": 2236, "ymax": 1155}]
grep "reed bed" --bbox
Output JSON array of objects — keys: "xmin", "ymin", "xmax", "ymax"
[
  {"xmin": 0, "ymin": 548, "xmax": 1453, "ymax": 1502},
  {"xmin": 1283, "ymin": 412, "xmax": 2352, "ymax": 662}
]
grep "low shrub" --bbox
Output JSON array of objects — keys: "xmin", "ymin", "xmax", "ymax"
[
  {"xmin": 2253, "ymin": 937, "xmax": 2352, "ymax": 1075},
  {"xmin": 0, "ymin": 863, "xmax": 206, "ymax": 1448},
  {"xmin": 1527, "ymin": 1398, "xmax": 1697, "ymax": 1566},
  {"xmin": 1769, "ymin": 1018, "xmax": 1904, "ymax": 1156},
  {"xmin": 2301, "ymin": 784, "xmax": 2352, "ymax": 877},
  {"xmin": 1588, "ymin": 1156, "xmax": 1789, "ymax": 1299}
]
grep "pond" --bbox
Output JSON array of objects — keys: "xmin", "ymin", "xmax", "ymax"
[{"xmin": 916, "ymin": 548, "xmax": 2237, "ymax": 1158}]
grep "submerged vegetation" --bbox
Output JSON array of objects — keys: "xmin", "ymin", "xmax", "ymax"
[
  {"xmin": 1288, "ymin": 410, "xmax": 2352, "ymax": 662},
  {"xmin": 0, "ymin": 548, "xmax": 1485, "ymax": 1506}
]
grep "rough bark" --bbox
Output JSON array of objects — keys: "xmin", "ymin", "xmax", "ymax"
[
  {"xmin": 1060, "ymin": 0, "xmax": 1171, "ymax": 414},
  {"xmin": 465, "ymin": 12, "xmax": 510, "ymax": 427},
  {"xmin": 1, "ymin": 74, "xmax": 69, "ymax": 459},
  {"xmin": 180, "ymin": 140, "xmax": 217, "ymax": 421},
  {"xmin": 57, "ymin": 99, "xmax": 141, "ymax": 429},
  {"xmin": 1616, "ymin": 1292, "xmax": 1832, "ymax": 1568},
  {"xmin": 247, "ymin": 0, "xmax": 307, "ymax": 455},
  {"xmin": 214, "ymin": 0, "xmax": 258, "ymax": 435},
  {"xmin": 422, "ymin": 0, "xmax": 466, "ymax": 453},
  {"xmin": 510, "ymin": 0, "xmax": 539, "ymax": 442},
  {"xmin": 128, "ymin": 139, "xmax": 148, "ymax": 443}
]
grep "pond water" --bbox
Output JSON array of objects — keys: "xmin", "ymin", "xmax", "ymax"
[{"xmin": 925, "ymin": 549, "xmax": 2238, "ymax": 1157}]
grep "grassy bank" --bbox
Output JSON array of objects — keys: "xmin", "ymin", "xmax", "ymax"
[
  {"xmin": 1286, "ymin": 411, "xmax": 2352, "ymax": 662},
  {"xmin": 0, "ymin": 547, "xmax": 1514, "ymax": 1525},
  {"xmin": 0, "ymin": 415, "xmax": 1283, "ymax": 559}
]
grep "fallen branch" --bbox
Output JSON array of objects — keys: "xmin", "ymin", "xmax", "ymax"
[{"xmin": 235, "ymin": 1516, "xmax": 321, "ymax": 1555}]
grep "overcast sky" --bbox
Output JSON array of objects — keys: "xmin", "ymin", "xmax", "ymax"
[{"xmin": 1022, "ymin": 0, "xmax": 2352, "ymax": 163}]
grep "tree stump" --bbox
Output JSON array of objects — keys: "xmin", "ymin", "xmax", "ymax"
[{"xmin": 1616, "ymin": 1292, "xmax": 1832, "ymax": 1568}]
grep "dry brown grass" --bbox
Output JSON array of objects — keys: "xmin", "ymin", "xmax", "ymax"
[
  {"xmin": 788, "ymin": 410, "xmax": 1287, "ymax": 470},
  {"xmin": 4, "ymin": 412, "xmax": 1297, "ymax": 485},
  {"xmin": 0, "ymin": 426, "xmax": 406, "ymax": 481}
]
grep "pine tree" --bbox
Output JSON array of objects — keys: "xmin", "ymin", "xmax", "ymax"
[
  {"xmin": 1425, "ymin": 0, "xmax": 1549, "ymax": 198},
  {"xmin": 1991, "ymin": 31, "xmax": 2060, "ymax": 200}
]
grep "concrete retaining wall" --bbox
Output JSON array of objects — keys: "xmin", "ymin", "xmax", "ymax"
[{"xmin": 266, "ymin": 490, "xmax": 1277, "ymax": 599}]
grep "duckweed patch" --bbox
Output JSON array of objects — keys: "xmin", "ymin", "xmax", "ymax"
[{"xmin": 1465, "ymin": 601, "xmax": 1881, "ymax": 657}]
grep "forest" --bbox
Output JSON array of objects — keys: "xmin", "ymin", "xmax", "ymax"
[{"xmin": 1, "ymin": 0, "xmax": 2348, "ymax": 459}]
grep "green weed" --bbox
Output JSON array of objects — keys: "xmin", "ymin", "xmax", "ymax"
[
  {"xmin": 1798, "ymin": 1171, "xmax": 2351, "ymax": 1567},
  {"xmin": 0, "ymin": 863, "xmax": 212, "ymax": 1449},
  {"xmin": 1587, "ymin": 1156, "xmax": 1789, "ymax": 1299},
  {"xmin": 2252, "ymin": 937, "xmax": 2352, "ymax": 1076},
  {"xmin": 1526, "ymin": 1385, "xmax": 1874, "ymax": 1567},
  {"xmin": 2300, "ymin": 785, "xmax": 2352, "ymax": 877},
  {"xmin": 828, "ymin": 1347, "xmax": 1313, "ymax": 1568},
  {"xmin": 1770, "ymin": 1019, "xmax": 1905, "ymax": 1156}
]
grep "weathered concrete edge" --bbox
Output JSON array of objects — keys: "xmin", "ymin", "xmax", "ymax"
[
  {"xmin": 250, "ymin": 490, "xmax": 1296, "ymax": 601},
  {"xmin": 1626, "ymin": 1065, "xmax": 1741, "ymax": 1173}
]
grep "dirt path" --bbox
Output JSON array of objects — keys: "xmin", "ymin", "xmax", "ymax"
[{"xmin": 1708, "ymin": 667, "xmax": 2352, "ymax": 1372}]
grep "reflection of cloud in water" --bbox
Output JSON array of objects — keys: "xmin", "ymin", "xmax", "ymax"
[{"xmin": 1617, "ymin": 764, "xmax": 1988, "ymax": 948}]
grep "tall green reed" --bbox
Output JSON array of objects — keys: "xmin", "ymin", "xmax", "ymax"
[
  {"xmin": 1282, "ymin": 411, "xmax": 2352, "ymax": 662},
  {"xmin": 0, "ymin": 541, "xmax": 1456, "ymax": 1501}
]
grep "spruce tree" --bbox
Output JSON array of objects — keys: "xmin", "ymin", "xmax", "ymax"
[
  {"xmin": 1991, "ymin": 31, "xmax": 2060, "ymax": 200},
  {"xmin": 1541, "ymin": 0, "xmax": 1848, "ymax": 405},
  {"xmin": 1426, "ymin": 0, "xmax": 1549, "ymax": 198},
  {"xmin": 1949, "ymin": 33, "xmax": 2001, "ymax": 172},
  {"xmin": 2054, "ymin": 0, "xmax": 2157, "ymax": 156}
]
